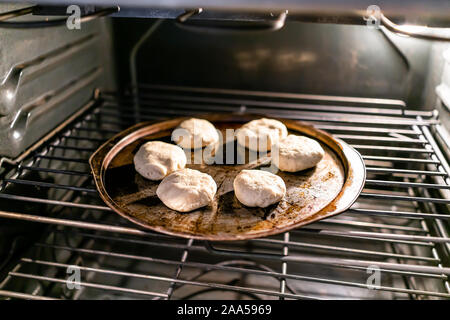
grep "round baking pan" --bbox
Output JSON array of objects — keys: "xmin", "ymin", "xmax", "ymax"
[{"xmin": 90, "ymin": 114, "xmax": 366, "ymax": 241}]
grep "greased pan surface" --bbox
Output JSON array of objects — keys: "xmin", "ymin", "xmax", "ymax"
[{"xmin": 90, "ymin": 114, "xmax": 365, "ymax": 241}]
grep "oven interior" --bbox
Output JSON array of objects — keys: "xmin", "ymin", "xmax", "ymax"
[{"xmin": 0, "ymin": 3, "xmax": 450, "ymax": 300}]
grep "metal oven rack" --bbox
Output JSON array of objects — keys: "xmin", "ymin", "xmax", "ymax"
[{"xmin": 0, "ymin": 85, "xmax": 449, "ymax": 299}]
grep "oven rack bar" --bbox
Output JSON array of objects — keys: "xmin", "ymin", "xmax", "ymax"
[
  {"xmin": 165, "ymin": 238, "xmax": 193, "ymax": 299},
  {"xmin": 136, "ymin": 85, "xmax": 408, "ymax": 108},
  {"xmin": 8, "ymin": 256, "xmax": 448, "ymax": 299},
  {"xmin": 134, "ymin": 93, "xmax": 412, "ymax": 116},
  {"xmin": 9, "ymin": 271, "xmax": 169, "ymax": 299},
  {"xmin": 0, "ymin": 87, "xmax": 449, "ymax": 300},
  {"xmin": 41, "ymin": 230, "xmax": 443, "ymax": 276},
  {"xmin": 12, "ymin": 259, "xmax": 318, "ymax": 300},
  {"xmin": 3, "ymin": 177, "xmax": 450, "ymax": 202},
  {"xmin": 6, "ymin": 171, "xmax": 450, "ymax": 190},
  {"xmin": 0, "ymin": 290, "xmax": 59, "ymax": 300},
  {"xmin": 101, "ymin": 100, "xmax": 439, "ymax": 126},
  {"xmin": 0, "ymin": 207, "xmax": 447, "ymax": 249},
  {"xmin": 2, "ymin": 189, "xmax": 449, "ymax": 223},
  {"xmin": 61, "ymin": 230, "xmax": 450, "ymax": 282},
  {"xmin": 5, "ymin": 235, "xmax": 447, "ymax": 300},
  {"xmin": 21, "ymin": 241, "xmax": 449, "ymax": 298}
]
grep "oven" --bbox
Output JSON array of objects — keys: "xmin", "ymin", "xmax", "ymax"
[{"xmin": 0, "ymin": 2, "xmax": 450, "ymax": 300}]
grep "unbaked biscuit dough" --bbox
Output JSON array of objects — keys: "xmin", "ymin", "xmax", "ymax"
[
  {"xmin": 173, "ymin": 118, "xmax": 219, "ymax": 149},
  {"xmin": 133, "ymin": 141, "xmax": 186, "ymax": 180},
  {"xmin": 233, "ymin": 169, "xmax": 286, "ymax": 208},
  {"xmin": 236, "ymin": 118, "xmax": 288, "ymax": 152},
  {"xmin": 272, "ymin": 135, "xmax": 324, "ymax": 172},
  {"xmin": 156, "ymin": 168, "xmax": 217, "ymax": 212}
]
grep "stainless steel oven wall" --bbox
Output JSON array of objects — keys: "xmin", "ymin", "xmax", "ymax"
[
  {"xmin": 0, "ymin": 4, "xmax": 115, "ymax": 158},
  {"xmin": 112, "ymin": 19, "xmax": 432, "ymax": 109}
]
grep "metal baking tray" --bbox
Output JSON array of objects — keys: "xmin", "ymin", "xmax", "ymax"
[{"xmin": 90, "ymin": 114, "xmax": 365, "ymax": 241}]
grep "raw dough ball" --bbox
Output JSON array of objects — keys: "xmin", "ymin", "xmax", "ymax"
[
  {"xmin": 133, "ymin": 141, "xmax": 186, "ymax": 180},
  {"xmin": 156, "ymin": 168, "xmax": 217, "ymax": 212},
  {"xmin": 236, "ymin": 118, "xmax": 288, "ymax": 151},
  {"xmin": 272, "ymin": 135, "xmax": 324, "ymax": 172},
  {"xmin": 172, "ymin": 118, "xmax": 219, "ymax": 149},
  {"xmin": 233, "ymin": 169, "xmax": 286, "ymax": 208}
]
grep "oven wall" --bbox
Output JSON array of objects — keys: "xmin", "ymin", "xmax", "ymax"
[
  {"xmin": 113, "ymin": 18, "xmax": 435, "ymax": 110},
  {"xmin": 0, "ymin": 3, "xmax": 116, "ymax": 159},
  {"xmin": 0, "ymin": 3, "xmax": 117, "ymax": 273}
]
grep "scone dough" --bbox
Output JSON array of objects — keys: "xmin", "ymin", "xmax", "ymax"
[
  {"xmin": 273, "ymin": 135, "xmax": 324, "ymax": 172},
  {"xmin": 134, "ymin": 141, "xmax": 187, "ymax": 180},
  {"xmin": 172, "ymin": 118, "xmax": 219, "ymax": 149},
  {"xmin": 233, "ymin": 169, "xmax": 286, "ymax": 208},
  {"xmin": 156, "ymin": 168, "xmax": 217, "ymax": 212},
  {"xmin": 236, "ymin": 118, "xmax": 288, "ymax": 151}
]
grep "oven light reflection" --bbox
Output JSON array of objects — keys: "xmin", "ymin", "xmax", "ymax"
[{"xmin": 5, "ymin": 89, "xmax": 15, "ymax": 101}]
